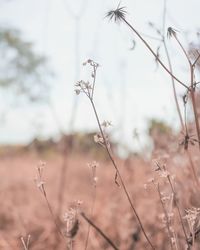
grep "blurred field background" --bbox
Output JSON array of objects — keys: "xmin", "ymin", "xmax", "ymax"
[{"xmin": 1, "ymin": 0, "xmax": 200, "ymax": 249}]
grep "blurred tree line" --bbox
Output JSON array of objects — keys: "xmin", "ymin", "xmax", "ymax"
[{"xmin": 0, "ymin": 26, "xmax": 51, "ymax": 103}]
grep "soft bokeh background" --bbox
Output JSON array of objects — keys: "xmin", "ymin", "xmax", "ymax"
[
  {"xmin": 1, "ymin": 1, "xmax": 200, "ymax": 250},
  {"xmin": 0, "ymin": 0, "xmax": 200, "ymax": 152}
]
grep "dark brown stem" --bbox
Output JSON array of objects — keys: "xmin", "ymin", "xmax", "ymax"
[
  {"xmin": 43, "ymin": 194, "xmax": 64, "ymax": 238},
  {"xmin": 81, "ymin": 212, "xmax": 119, "ymax": 250}
]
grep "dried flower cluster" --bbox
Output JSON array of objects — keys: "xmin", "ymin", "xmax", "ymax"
[
  {"xmin": 75, "ymin": 59, "xmax": 99, "ymax": 100},
  {"xmin": 34, "ymin": 160, "xmax": 46, "ymax": 195},
  {"xmin": 63, "ymin": 201, "xmax": 82, "ymax": 239},
  {"xmin": 87, "ymin": 161, "xmax": 99, "ymax": 187}
]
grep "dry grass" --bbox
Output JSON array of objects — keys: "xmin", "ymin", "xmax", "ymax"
[
  {"xmin": 0, "ymin": 151, "xmax": 161, "ymax": 249},
  {"xmin": 0, "ymin": 146, "xmax": 199, "ymax": 249}
]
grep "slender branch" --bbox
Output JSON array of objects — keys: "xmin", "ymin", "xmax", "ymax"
[
  {"xmin": 44, "ymin": 195, "xmax": 64, "ymax": 238},
  {"xmin": 190, "ymin": 67, "xmax": 200, "ymax": 149},
  {"xmin": 90, "ymin": 99, "xmax": 155, "ymax": 249},
  {"xmin": 157, "ymin": 183, "xmax": 174, "ymax": 250},
  {"xmin": 120, "ymin": 17, "xmax": 189, "ymax": 90},
  {"xmin": 163, "ymin": 41, "xmax": 184, "ymax": 129},
  {"xmin": 140, "ymin": 32, "xmax": 162, "ymax": 41},
  {"xmin": 173, "ymin": 35, "xmax": 192, "ymax": 67},
  {"xmin": 192, "ymin": 51, "xmax": 200, "ymax": 67},
  {"xmin": 81, "ymin": 212, "xmax": 119, "ymax": 250},
  {"xmin": 186, "ymin": 150, "xmax": 199, "ymax": 185},
  {"xmin": 75, "ymin": 60, "xmax": 155, "ymax": 249},
  {"xmin": 167, "ymin": 176, "xmax": 188, "ymax": 244},
  {"xmin": 84, "ymin": 167, "xmax": 98, "ymax": 250},
  {"xmin": 170, "ymin": 32, "xmax": 200, "ymax": 149},
  {"xmin": 91, "ymin": 65, "xmax": 97, "ymax": 99},
  {"xmin": 161, "ymin": 0, "xmax": 184, "ymax": 128},
  {"xmin": 84, "ymin": 192, "xmax": 96, "ymax": 250},
  {"xmin": 161, "ymin": 1, "xmax": 198, "ymax": 188}
]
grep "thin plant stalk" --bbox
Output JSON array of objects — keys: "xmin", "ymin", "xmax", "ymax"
[
  {"xmin": 57, "ymin": 147, "xmax": 69, "ymax": 216},
  {"xmin": 163, "ymin": 41, "xmax": 184, "ymax": 128},
  {"xmin": 47, "ymin": 100, "xmax": 70, "ymax": 250},
  {"xmin": 155, "ymin": 162, "xmax": 188, "ymax": 246},
  {"xmin": 81, "ymin": 212, "xmax": 119, "ymax": 250},
  {"xmin": 148, "ymin": 0, "xmax": 184, "ymax": 129},
  {"xmin": 157, "ymin": 183, "xmax": 174, "ymax": 250},
  {"xmin": 84, "ymin": 192, "xmax": 96, "ymax": 250},
  {"xmin": 187, "ymin": 149, "xmax": 199, "ymax": 186},
  {"xmin": 35, "ymin": 164, "xmax": 64, "ymax": 239},
  {"xmin": 167, "ymin": 175, "xmax": 188, "ymax": 245},
  {"xmin": 90, "ymin": 98, "xmax": 155, "ymax": 249},
  {"xmin": 162, "ymin": 35, "xmax": 199, "ymax": 185},
  {"xmin": 170, "ymin": 33, "xmax": 200, "ymax": 149},
  {"xmin": 162, "ymin": 26, "xmax": 198, "ymax": 184},
  {"xmin": 44, "ymin": 194, "xmax": 64, "ymax": 238},
  {"xmin": 75, "ymin": 61, "xmax": 155, "ymax": 249},
  {"xmin": 119, "ymin": 17, "xmax": 188, "ymax": 89},
  {"xmin": 190, "ymin": 72, "xmax": 200, "ymax": 149},
  {"xmin": 84, "ymin": 165, "xmax": 98, "ymax": 250},
  {"xmin": 21, "ymin": 235, "xmax": 31, "ymax": 250}
]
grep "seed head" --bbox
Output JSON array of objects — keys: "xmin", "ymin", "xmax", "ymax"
[
  {"xmin": 106, "ymin": 3, "xmax": 127, "ymax": 23},
  {"xmin": 167, "ymin": 27, "xmax": 178, "ymax": 39}
]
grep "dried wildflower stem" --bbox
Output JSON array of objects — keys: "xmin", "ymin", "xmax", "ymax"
[
  {"xmin": 190, "ymin": 72, "xmax": 200, "ymax": 149},
  {"xmin": 48, "ymin": 100, "xmax": 70, "ymax": 222},
  {"xmin": 187, "ymin": 150, "xmax": 199, "ymax": 186},
  {"xmin": 84, "ymin": 192, "xmax": 96, "ymax": 250},
  {"xmin": 76, "ymin": 60, "xmax": 154, "ymax": 249},
  {"xmin": 36, "ymin": 165, "xmax": 64, "ymax": 239},
  {"xmin": 173, "ymin": 35, "xmax": 191, "ymax": 67},
  {"xmin": 157, "ymin": 183, "xmax": 174, "ymax": 250},
  {"xmin": 57, "ymin": 149, "xmax": 69, "ymax": 216},
  {"xmin": 161, "ymin": 23, "xmax": 184, "ymax": 128},
  {"xmin": 21, "ymin": 235, "xmax": 31, "ymax": 250},
  {"xmin": 187, "ymin": 224, "xmax": 200, "ymax": 246},
  {"xmin": 190, "ymin": 67, "xmax": 200, "ymax": 149},
  {"xmin": 84, "ymin": 194, "xmax": 96, "ymax": 250},
  {"xmin": 167, "ymin": 176, "xmax": 188, "ymax": 244},
  {"xmin": 119, "ymin": 17, "xmax": 188, "ymax": 90},
  {"xmin": 163, "ymin": 42, "xmax": 184, "ymax": 128},
  {"xmin": 192, "ymin": 52, "xmax": 200, "ymax": 66},
  {"xmin": 172, "ymin": 34, "xmax": 200, "ymax": 149},
  {"xmin": 183, "ymin": 97, "xmax": 199, "ymax": 185},
  {"xmin": 121, "ymin": 14, "xmax": 200, "ymax": 151},
  {"xmin": 89, "ymin": 99, "xmax": 155, "ymax": 249},
  {"xmin": 81, "ymin": 212, "xmax": 119, "ymax": 250},
  {"xmin": 44, "ymin": 192, "xmax": 64, "ymax": 238},
  {"xmin": 185, "ymin": 207, "xmax": 200, "ymax": 247},
  {"xmin": 84, "ymin": 169, "xmax": 97, "ymax": 250},
  {"xmin": 150, "ymin": 0, "xmax": 185, "ymax": 128},
  {"xmin": 161, "ymin": 2, "xmax": 198, "ymax": 189},
  {"xmin": 64, "ymin": 203, "xmax": 80, "ymax": 250},
  {"xmin": 91, "ymin": 64, "xmax": 97, "ymax": 99},
  {"xmin": 164, "ymin": 37, "xmax": 198, "ymax": 183}
]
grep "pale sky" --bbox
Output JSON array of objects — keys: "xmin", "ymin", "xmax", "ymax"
[{"xmin": 0, "ymin": 0, "xmax": 200, "ymax": 152}]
